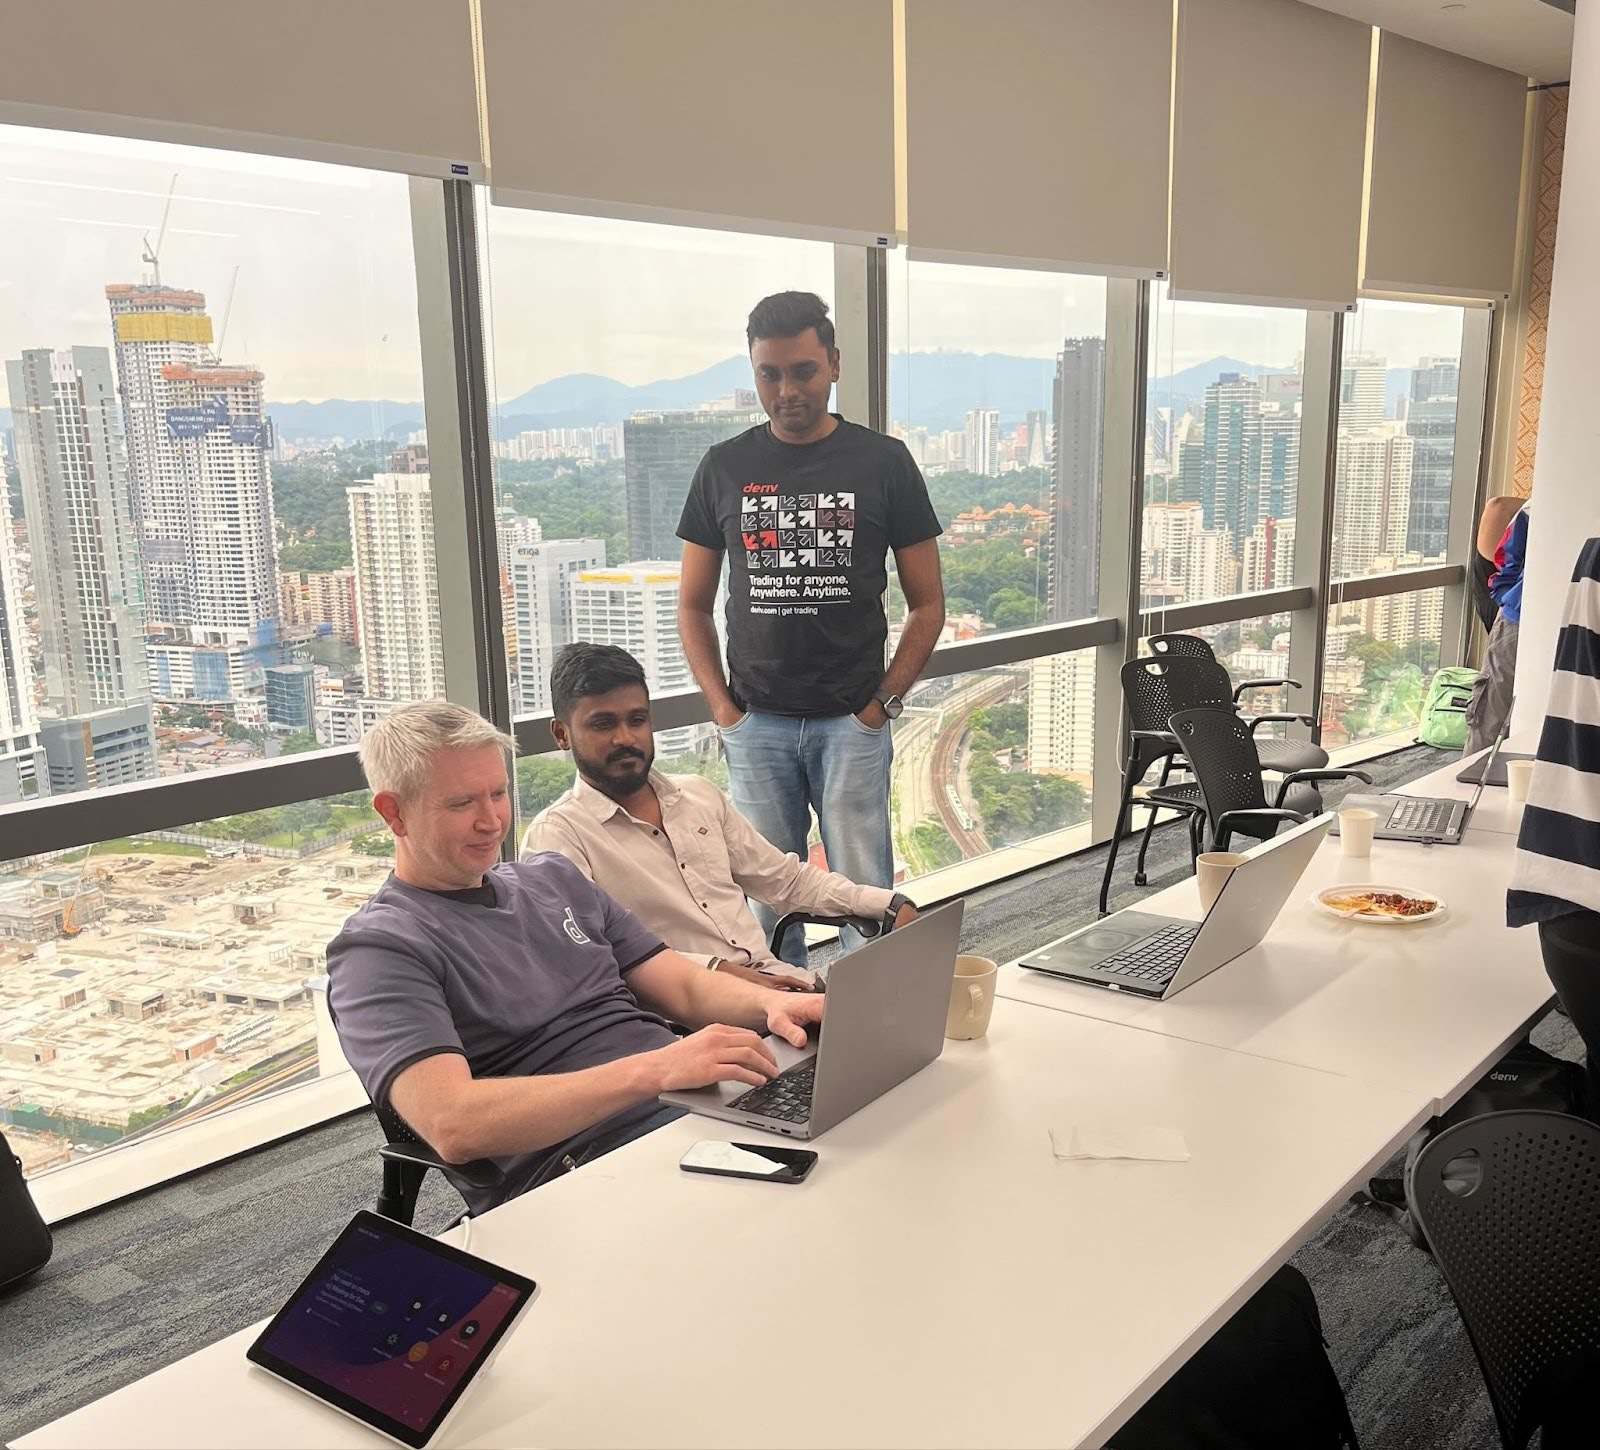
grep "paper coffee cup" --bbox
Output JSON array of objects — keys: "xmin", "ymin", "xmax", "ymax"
[
  {"xmin": 1507, "ymin": 758, "xmax": 1534, "ymax": 804},
  {"xmin": 946, "ymin": 955, "xmax": 998, "ymax": 1040},
  {"xmin": 1196, "ymin": 852, "xmax": 1249, "ymax": 913},
  {"xmin": 1339, "ymin": 807, "xmax": 1377, "ymax": 857}
]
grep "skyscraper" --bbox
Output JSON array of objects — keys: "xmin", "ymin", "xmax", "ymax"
[
  {"xmin": 1257, "ymin": 403, "xmax": 1300, "ymax": 524},
  {"xmin": 964, "ymin": 408, "xmax": 1000, "ymax": 478},
  {"xmin": 1200, "ymin": 373, "xmax": 1263, "ymax": 536},
  {"xmin": 1024, "ymin": 409, "xmax": 1049, "ymax": 470},
  {"xmin": 1405, "ymin": 358, "xmax": 1460, "ymax": 560},
  {"xmin": 509, "ymin": 538, "xmax": 606, "ymax": 716},
  {"xmin": 1333, "ymin": 429, "xmax": 1413, "ymax": 577},
  {"xmin": 6, "ymin": 346, "xmax": 156, "ymax": 790},
  {"xmin": 1338, "ymin": 352, "xmax": 1388, "ymax": 431},
  {"xmin": 1028, "ymin": 650, "xmax": 1095, "ymax": 778},
  {"xmin": 0, "ymin": 472, "xmax": 46, "ymax": 803},
  {"xmin": 1048, "ymin": 337, "xmax": 1105, "ymax": 622},
  {"xmin": 622, "ymin": 408, "xmax": 766, "ymax": 560},
  {"xmin": 348, "ymin": 473, "xmax": 446, "ymax": 703}
]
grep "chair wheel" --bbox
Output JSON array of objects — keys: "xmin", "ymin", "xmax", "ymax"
[{"xmin": 1134, "ymin": 872, "xmax": 1148, "ymax": 886}]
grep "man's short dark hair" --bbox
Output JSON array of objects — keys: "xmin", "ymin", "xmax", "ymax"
[
  {"xmin": 550, "ymin": 643, "xmax": 649, "ymax": 720},
  {"xmin": 747, "ymin": 291, "xmax": 836, "ymax": 352}
]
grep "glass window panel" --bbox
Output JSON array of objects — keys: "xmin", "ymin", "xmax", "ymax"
[
  {"xmin": 478, "ymin": 204, "xmax": 833, "ymax": 724},
  {"xmin": 1330, "ymin": 300, "xmax": 1466, "ymax": 580},
  {"xmin": 892, "ymin": 652, "xmax": 1095, "ymax": 881},
  {"xmin": 1, "ymin": 791, "xmax": 391, "ymax": 1182},
  {"xmin": 1320, "ymin": 587, "xmax": 1445, "ymax": 753},
  {"xmin": 0, "ymin": 126, "xmax": 431, "ymax": 800},
  {"xmin": 1142, "ymin": 282, "xmax": 1307, "ymax": 610},
  {"xmin": 886, "ymin": 254, "xmax": 1108, "ymax": 635}
]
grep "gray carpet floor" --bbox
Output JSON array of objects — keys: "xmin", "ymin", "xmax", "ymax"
[{"xmin": 2, "ymin": 743, "xmax": 1581, "ymax": 1448}]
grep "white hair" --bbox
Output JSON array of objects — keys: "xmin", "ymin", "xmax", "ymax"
[{"xmin": 358, "ymin": 699, "xmax": 516, "ymax": 801}]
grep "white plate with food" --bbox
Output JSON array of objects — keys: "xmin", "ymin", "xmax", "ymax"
[{"xmin": 1313, "ymin": 884, "xmax": 1444, "ymax": 924}]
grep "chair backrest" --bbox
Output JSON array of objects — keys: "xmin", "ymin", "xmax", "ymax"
[
  {"xmin": 1147, "ymin": 632, "xmax": 1216, "ymax": 662},
  {"xmin": 1157, "ymin": 654, "xmax": 1237, "ymax": 714},
  {"xmin": 1168, "ymin": 707, "xmax": 1270, "ymax": 823},
  {"xmin": 1408, "ymin": 1110, "xmax": 1600, "ymax": 1450},
  {"xmin": 1121, "ymin": 656, "xmax": 1188, "ymax": 737}
]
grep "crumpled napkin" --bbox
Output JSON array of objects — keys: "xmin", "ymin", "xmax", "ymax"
[{"xmin": 1049, "ymin": 1125, "xmax": 1191, "ymax": 1162}]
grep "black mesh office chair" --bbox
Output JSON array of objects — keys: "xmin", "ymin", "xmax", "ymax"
[
  {"xmin": 1098, "ymin": 657, "xmax": 1212, "ymax": 914},
  {"xmin": 1167, "ymin": 707, "xmax": 1371, "ymax": 851},
  {"xmin": 1147, "ymin": 633, "xmax": 1328, "ymax": 775},
  {"xmin": 1407, "ymin": 1111, "xmax": 1600, "ymax": 1450}
]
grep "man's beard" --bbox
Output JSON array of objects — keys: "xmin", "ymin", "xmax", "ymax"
[{"xmin": 577, "ymin": 744, "xmax": 652, "ymax": 798}]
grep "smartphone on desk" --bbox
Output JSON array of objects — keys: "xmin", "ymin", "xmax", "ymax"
[{"xmin": 680, "ymin": 1140, "xmax": 818, "ymax": 1183}]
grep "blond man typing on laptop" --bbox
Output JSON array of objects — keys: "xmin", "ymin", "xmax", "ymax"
[{"xmin": 524, "ymin": 644, "xmax": 918, "ymax": 989}]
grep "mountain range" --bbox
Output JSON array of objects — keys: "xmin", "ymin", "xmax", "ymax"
[{"xmin": 0, "ymin": 354, "xmax": 1421, "ymax": 446}]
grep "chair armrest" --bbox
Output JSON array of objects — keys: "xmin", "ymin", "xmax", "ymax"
[
  {"xmin": 379, "ymin": 1140, "xmax": 505, "ymax": 1193},
  {"xmin": 1129, "ymin": 728, "xmax": 1179, "ymax": 742},
  {"xmin": 1271, "ymin": 768, "xmax": 1373, "ymax": 808},
  {"xmin": 769, "ymin": 912, "xmax": 881, "ymax": 953},
  {"xmin": 1233, "ymin": 677, "xmax": 1302, "ymax": 702},
  {"xmin": 1217, "ymin": 808, "xmax": 1310, "ymax": 836},
  {"xmin": 1246, "ymin": 713, "xmax": 1315, "ymax": 733}
]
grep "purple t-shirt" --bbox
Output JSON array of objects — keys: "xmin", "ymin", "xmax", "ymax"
[{"xmin": 327, "ymin": 853, "xmax": 675, "ymax": 1210}]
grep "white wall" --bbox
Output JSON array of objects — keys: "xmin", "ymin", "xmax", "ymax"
[{"xmin": 1514, "ymin": 9, "xmax": 1600, "ymax": 733}]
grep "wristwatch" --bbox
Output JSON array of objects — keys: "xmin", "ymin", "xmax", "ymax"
[
  {"xmin": 883, "ymin": 892, "xmax": 913, "ymax": 935},
  {"xmin": 872, "ymin": 688, "xmax": 905, "ymax": 719}
]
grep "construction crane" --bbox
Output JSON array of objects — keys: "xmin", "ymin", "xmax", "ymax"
[
  {"xmin": 139, "ymin": 174, "xmax": 179, "ymax": 286},
  {"xmin": 59, "ymin": 847, "xmax": 99, "ymax": 938}
]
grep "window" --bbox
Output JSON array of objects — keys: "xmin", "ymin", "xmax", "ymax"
[
  {"xmin": 891, "ymin": 652, "xmax": 1095, "ymax": 882},
  {"xmin": 1142, "ymin": 284, "xmax": 1308, "ymax": 609},
  {"xmin": 1330, "ymin": 299, "xmax": 1468, "ymax": 580},
  {"xmin": 1321, "ymin": 587, "xmax": 1445, "ymax": 754},
  {"xmin": 887, "ymin": 254, "xmax": 1109, "ymax": 633},
  {"xmin": 1, "ymin": 793, "xmax": 389, "ymax": 1182},
  {"xmin": 478, "ymin": 203, "xmax": 833, "ymax": 737},
  {"xmin": 0, "ymin": 126, "xmax": 434, "ymax": 800}
]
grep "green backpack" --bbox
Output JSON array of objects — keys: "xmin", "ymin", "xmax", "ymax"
[{"xmin": 1417, "ymin": 666, "xmax": 1478, "ymax": 749}]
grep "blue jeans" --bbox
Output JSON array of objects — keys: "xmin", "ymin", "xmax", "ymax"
[{"xmin": 718, "ymin": 710, "xmax": 895, "ymax": 966}]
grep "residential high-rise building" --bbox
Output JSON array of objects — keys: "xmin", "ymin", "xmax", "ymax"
[
  {"xmin": 7, "ymin": 346, "xmax": 157, "ymax": 789},
  {"xmin": 509, "ymin": 538, "xmax": 606, "ymax": 716},
  {"xmin": 0, "ymin": 470, "xmax": 46, "ymax": 803},
  {"xmin": 1338, "ymin": 352, "xmax": 1388, "ymax": 431},
  {"xmin": 278, "ymin": 568, "xmax": 359, "ymax": 645},
  {"xmin": 1141, "ymin": 501, "xmax": 1234, "ymax": 606},
  {"xmin": 1048, "ymin": 337, "xmax": 1105, "ymax": 622},
  {"xmin": 1405, "ymin": 360, "xmax": 1460, "ymax": 560},
  {"xmin": 1333, "ymin": 428, "xmax": 1413, "ymax": 577},
  {"xmin": 1242, "ymin": 515, "xmax": 1297, "ymax": 594},
  {"xmin": 622, "ymin": 408, "xmax": 766, "ymax": 560},
  {"xmin": 1257, "ymin": 403, "xmax": 1300, "ymax": 524},
  {"xmin": 348, "ymin": 473, "xmax": 445, "ymax": 703},
  {"xmin": 1200, "ymin": 373, "xmax": 1262, "ymax": 536},
  {"xmin": 964, "ymin": 408, "xmax": 1000, "ymax": 478},
  {"xmin": 569, "ymin": 561, "xmax": 701, "ymax": 756},
  {"xmin": 1028, "ymin": 650, "xmax": 1095, "ymax": 779}
]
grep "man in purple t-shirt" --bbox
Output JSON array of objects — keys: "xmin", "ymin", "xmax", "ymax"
[{"xmin": 327, "ymin": 700, "xmax": 823, "ymax": 1211}]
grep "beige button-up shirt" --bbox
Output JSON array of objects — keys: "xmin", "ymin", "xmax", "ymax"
[{"xmin": 523, "ymin": 772, "xmax": 895, "ymax": 969}]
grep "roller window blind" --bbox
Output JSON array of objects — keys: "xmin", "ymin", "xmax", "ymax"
[
  {"xmin": 0, "ymin": 2, "xmax": 482, "ymax": 177},
  {"xmin": 1169, "ymin": 0, "xmax": 1372, "ymax": 310},
  {"xmin": 480, "ymin": 0, "xmax": 896, "ymax": 244},
  {"xmin": 1363, "ymin": 33, "xmax": 1527, "ymax": 299},
  {"xmin": 903, "ymin": 0, "xmax": 1173, "ymax": 276}
]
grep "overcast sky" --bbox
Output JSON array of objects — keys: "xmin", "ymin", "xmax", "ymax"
[{"xmin": 0, "ymin": 126, "xmax": 1468, "ymax": 410}]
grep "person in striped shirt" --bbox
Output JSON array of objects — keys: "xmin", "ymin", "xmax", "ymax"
[{"xmin": 1508, "ymin": 534, "xmax": 1600, "ymax": 1115}]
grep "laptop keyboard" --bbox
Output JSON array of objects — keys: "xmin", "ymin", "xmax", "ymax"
[
  {"xmin": 1388, "ymin": 797, "xmax": 1453, "ymax": 835},
  {"xmin": 1095, "ymin": 923, "xmax": 1201, "ymax": 986},
  {"xmin": 728, "ymin": 1058, "xmax": 816, "ymax": 1123}
]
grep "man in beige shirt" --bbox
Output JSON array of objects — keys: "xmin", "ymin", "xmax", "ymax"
[{"xmin": 523, "ymin": 643, "xmax": 917, "ymax": 988}]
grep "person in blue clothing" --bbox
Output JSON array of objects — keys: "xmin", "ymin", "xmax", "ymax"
[{"xmin": 1465, "ymin": 499, "xmax": 1528, "ymax": 755}]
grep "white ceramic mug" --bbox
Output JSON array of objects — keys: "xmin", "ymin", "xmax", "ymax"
[
  {"xmin": 1196, "ymin": 851, "xmax": 1249, "ymax": 913},
  {"xmin": 946, "ymin": 955, "xmax": 998, "ymax": 1040},
  {"xmin": 1507, "ymin": 758, "xmax": 1535, "ymax": 804},
  {"xmin": 1339, "ymin": 807, "xmax": 1378, "ymax": 858}
]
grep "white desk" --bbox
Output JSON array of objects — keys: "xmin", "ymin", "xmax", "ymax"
[
  {"xmin": 19, "ymin": 1000, "xmax": 1426, "ymax": 1450},
  {"xmin": 1390, "ymin": 740, "xmax": 1537, "ymax": 837},
  {"xmin": 998, "ymin": 826, "xmax": 1552, "ymax": 1115}
]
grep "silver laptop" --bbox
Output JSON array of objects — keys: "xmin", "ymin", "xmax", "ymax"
[
  {"xmin": 660, "ymin": 900, "xmax": 964, "ymax": 1139},
  {"xmin": 1333, "ymin": 726, "xmax": 1505, "ymax": 845},
  {"xmin": 1018, "ymin": 815, "xmax": 1329, "ymax": 999}
]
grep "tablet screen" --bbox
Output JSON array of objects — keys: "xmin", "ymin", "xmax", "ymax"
[{"xmin": 248, "ymin": 1211, "xmax": 536, "ymax": 1448}]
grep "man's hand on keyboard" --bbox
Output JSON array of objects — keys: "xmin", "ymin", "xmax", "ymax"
[
  {"xmin": 650, "ymin": 1025, "xmax": 779, "ymax": 1092},
  {"xmin": 764, "ymin": 990, "xmax": 825, "ymax": 1049}
]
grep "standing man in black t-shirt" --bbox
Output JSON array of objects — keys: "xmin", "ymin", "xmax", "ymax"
[{"xmin": 677, "ymin": 292, "xmax": 945, "ymax": 965}]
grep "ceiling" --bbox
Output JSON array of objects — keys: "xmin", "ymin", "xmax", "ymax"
[{"xmin": 1300, "ymin": 0, "xmax": 1574, "ymax": 82}]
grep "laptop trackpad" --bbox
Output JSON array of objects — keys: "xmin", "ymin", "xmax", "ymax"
[{"xmin": 1022, "ymin": 912, "xmax": 1180, "ymax": 974}]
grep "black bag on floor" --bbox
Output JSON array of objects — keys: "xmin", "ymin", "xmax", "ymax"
[
  {"xmin": 0, "ymin": 1128, "xmax": 52, "ymax": 1290},
  {"xmin": 1108, "ymin": 1264, "xmax": 1359, "ymax": 1449},
  {"xmin": 1362, "ymin": 1039, "xmax": 1588, "ymax": 1249}
]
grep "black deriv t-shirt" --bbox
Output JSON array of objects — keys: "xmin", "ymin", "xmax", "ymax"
[{"xmin": 677, "ymin": 418, "xmax": 941, "ymax": 717}]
